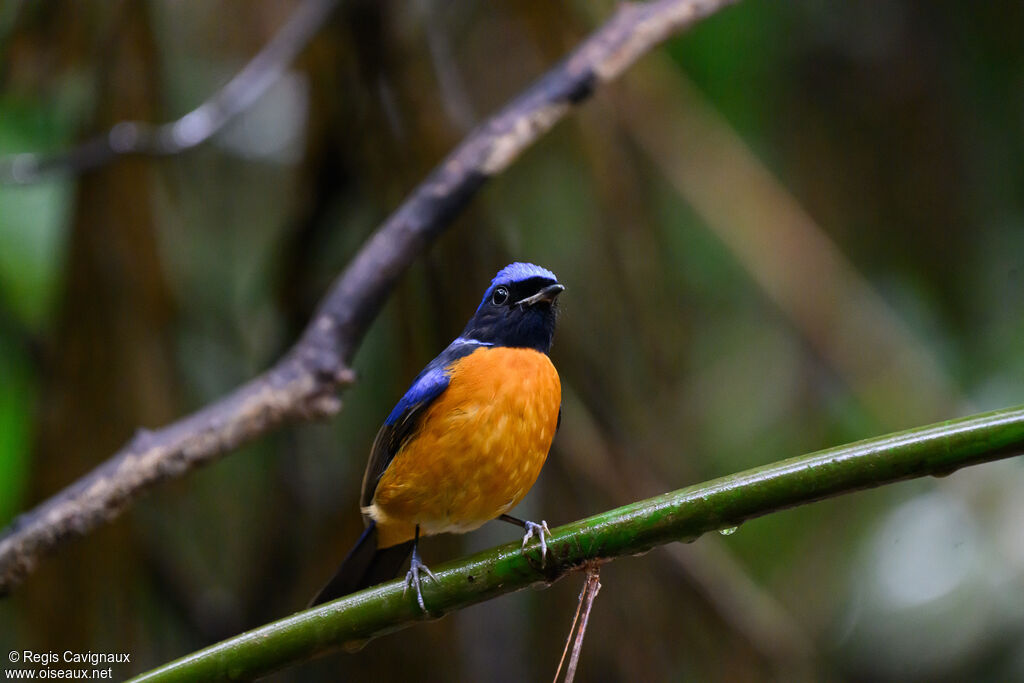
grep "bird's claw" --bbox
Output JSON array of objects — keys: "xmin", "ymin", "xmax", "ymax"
[
  {"xmin": 521, "ymin": 519, "xmax": 551, "ymax": 567},
  {"xmin": 403, "ymin": 550, "xmax": 438, "ymax": 612}
]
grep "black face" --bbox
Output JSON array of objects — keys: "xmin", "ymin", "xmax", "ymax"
[{"xmin": 462, "ymin": 276, "xmax": 563, "ymax": 352}]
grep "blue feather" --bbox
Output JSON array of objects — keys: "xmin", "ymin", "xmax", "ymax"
[{"xmin": 384, "ymin": 339, "xmax": 482, "ymax": 426}]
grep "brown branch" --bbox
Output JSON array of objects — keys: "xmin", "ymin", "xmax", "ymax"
[
  {"xmin": 0, "ymin": 0, "xmax": 342, "ymax": 185},
  {"xmin": 0, "ymin": 0, "xmax": 737, "ymax": 596}
]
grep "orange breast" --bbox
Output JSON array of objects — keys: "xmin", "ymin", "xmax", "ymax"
[{"xmin": 368, "ymin": 346, "xmax": 561, "ymax": 547}]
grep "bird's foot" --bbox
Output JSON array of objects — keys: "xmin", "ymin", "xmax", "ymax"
[
  {"xmin": 403, "ymin": 546, "xmax": 438, "ymax": 612},
  {"xmin": 520, "ymin": 519, "xmax": 551, "ymax": 567}
]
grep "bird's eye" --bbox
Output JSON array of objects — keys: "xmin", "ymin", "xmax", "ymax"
[{"xmin": 491, "ymin": 286, "xmax": 510, "ymax": 306}]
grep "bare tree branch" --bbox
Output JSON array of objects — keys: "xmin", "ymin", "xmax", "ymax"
[
  {"xmin": 0, "ymin": 0, "xmax": 341, "ymax": 185},
  {"xmin": 0, "ymin": 0, "xmax": 738, "ymax": 596}
]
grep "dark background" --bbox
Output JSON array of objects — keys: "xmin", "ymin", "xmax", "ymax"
[{"xmin": 2, "ymin": 1, "xmax": 1024, "ymax": 680}]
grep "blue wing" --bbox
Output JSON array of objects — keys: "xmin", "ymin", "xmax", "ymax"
[
  {"xmin": 383, "ymin": 357, "xmax": 451, "ymax": 427},
  {"xmin": 359, "ymin": 338, "xmax": 484, "ymax": 507}
]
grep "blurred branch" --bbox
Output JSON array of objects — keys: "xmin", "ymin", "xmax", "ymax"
[
  {"xmin": 131, "ymin": 405, "xmax": 1024, "ymax": 681},
  {"xmin": 615, "ymin": 56, "xmax": 964, "ymax": 428},
  {"xmin": 0, "ymin": 0, "xmax": 341, "ymax": 185},
  {"xmin": 417, "ymin": 0, "xmax": 477, "ymax": 131},
  {"xmin": 557, "ymin": 385, "xmax": 817, "ymax": 675},
  {"xmin": 0, "ymin": 0, "xmax": 738, "ymax": 596}
]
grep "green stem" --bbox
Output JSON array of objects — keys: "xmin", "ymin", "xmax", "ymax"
[{"xmin": 131, "ymin": 404, "xmax": 1024, "ymax": 682}]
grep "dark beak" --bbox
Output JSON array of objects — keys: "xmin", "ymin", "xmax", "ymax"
[{"xmin": 515, "ymin": 283, "xmax": 565, "ymax": 307}]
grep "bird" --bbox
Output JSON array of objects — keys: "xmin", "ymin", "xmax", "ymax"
[{"xmin": 311, "ymin": 262, "xmax": 565, "ymax": 611}]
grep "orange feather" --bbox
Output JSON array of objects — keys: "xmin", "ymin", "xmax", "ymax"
[{"xmin": 366, "ymin": 346, "xmax": 561, "ymax": 549}]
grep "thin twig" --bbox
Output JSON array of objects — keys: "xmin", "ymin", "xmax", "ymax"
[
  {"xmin": 553, "ymin": 573, "xmax": 588, "ymax": 683},
  {"xmin": 0, "ymin": 0, "xmax": 738, "ymax": 597},
  {"xmin": 564, "ymin": 565, "xmax": 602, "ymax": 683},
  {"xmin": 0, "ymin": 0, "xmax": 341, "ymax": 185}
]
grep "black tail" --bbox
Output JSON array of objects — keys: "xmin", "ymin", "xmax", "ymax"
[{"xmin": 309, "ymin": 521, "xmax": 414, "ymax": 607}]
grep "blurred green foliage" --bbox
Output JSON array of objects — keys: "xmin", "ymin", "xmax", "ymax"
[
  {"xmin": 0, "ymin": 334, "xmax": 33, "ymax": 524},
  {"xmin": 0, "ymin": 97, "xmax": 72, "ymax": 328}
]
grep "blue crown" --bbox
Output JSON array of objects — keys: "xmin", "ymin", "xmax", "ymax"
[
  {"xmin": 478, "ymin": 262, "xmax": 558, "ymax": 311},
  {"xmin": 490, "ymin": 262, "xmax": 557, "ymax": 286}
]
